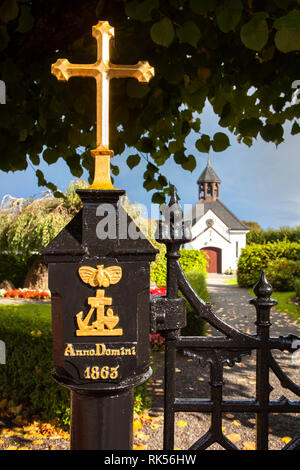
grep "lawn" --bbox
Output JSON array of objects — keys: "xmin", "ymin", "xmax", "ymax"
[
  {"xmin": 0, "ymin": 302, "xmax": 51, "ymax": 322},
  {"xmin": 223, "ymin": 277, "xmax": 238, "ymax": 285},
  {"xmin": 271, "ymin": 291, "xmax": 300, "ymax": 323},
  {"xmin": 247, "ymin": 288, "xmax": 300, "ymax": 323}
]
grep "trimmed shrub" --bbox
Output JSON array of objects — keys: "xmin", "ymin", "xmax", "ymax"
[
  {"xmin": 180, "ymin": 270, "xmax": 209, "ymax": 337},
  {"xmin": 0, "ymin": 304, "xmax": 70, "ymax": 424},
  {"xmin": 237, "ymin": 241, "xmax": 300, "ymax": 288},
  {"xmin": 150, "ymin": 249, "xmax": 207, "ymax": 287},
  {"xmin": 265, "ymin": 258, "xmax": 300, "ymax": 291},
  {"xmin": 294, "ymin": 278, "xmax": 300, "ymax": 298}
]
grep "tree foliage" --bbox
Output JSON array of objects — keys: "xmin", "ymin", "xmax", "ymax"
[
  {"xmin": 1, "ymin": 0, "xmax": 300, "ymax": 202},
  {"xmin": 0, "ymin": 180, "xmax": 87, "ymax": 255},
  {"xmin": 246, "ymin": 224, "xmax": 300, "ymax": 244}
]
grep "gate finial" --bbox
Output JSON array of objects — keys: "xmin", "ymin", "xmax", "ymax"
[{"xmin": 253, "ymin": 270, "xmax": 274, "ymax": 301}]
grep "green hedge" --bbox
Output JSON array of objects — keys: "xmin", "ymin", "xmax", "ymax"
[
  {"xmin": 0, "ymin": 253, "xmax": 37, "ymax": 287},
  {"xmin": 294, "ymin": 278, "xmax": 300, "ymax": 298},
  {"xmin": 265, "ymin": 258, "xmax": 300, "ymax": 291},
  {"xmin": 181, "ymin": 270, "xmax": 209, "ymax": 336},
  {"xmin": 0, "ymin": 304, "xmax": 70, "ymax": 425},
  {"xmin": 150, "ymin": 249, "xmax": 207, "ymax": 287},
  {"xmin": 237, "ymin": 241, "xmax": 300, "ymax": 288}
]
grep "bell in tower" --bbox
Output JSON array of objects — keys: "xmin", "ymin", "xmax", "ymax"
[{"xmin": 197, "ymin": 157, "xmax": 221, "ymax": 202}]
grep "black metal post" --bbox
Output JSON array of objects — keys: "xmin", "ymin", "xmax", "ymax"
[
  {"xmin": 70, "ymin": 388, "xmax": 134, "ymax": 450},
  {"xmin": 154, "ymin": 187, "xmax": 192, "ymax": 451},
  {"xmin": 163, "ymin": 244, "xmax": 180, "ymax": 451},
  {"xmin": 43, "ymin": 189, "xmax": 157, "ymax": 450},
  {"xmin": 250, "ymin": 271, "xmax": 277, "ymax": 451}
]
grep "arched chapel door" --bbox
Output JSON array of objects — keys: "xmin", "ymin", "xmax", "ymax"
[{"xmin": 201, "ymin": 247, "xmax": 222, "ymax": 273}]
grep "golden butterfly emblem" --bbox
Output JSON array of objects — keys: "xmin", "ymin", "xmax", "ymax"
[{"xmin": 78, "ymin": 265, "xmax": 122, "ymax": 288}]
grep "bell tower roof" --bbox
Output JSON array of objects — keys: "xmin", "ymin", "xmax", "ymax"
[
  {"xmin": 197, "ymin": 158, "xmax": 221, "ymax": 202},
  {"xmin": 197, "ymin": 157, "xmax": 221, "ymax": 184}
]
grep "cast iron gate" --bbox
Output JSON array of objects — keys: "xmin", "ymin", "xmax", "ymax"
[{"xmin": 150, "ymin": 189, "xmax": 300, "ymax": 451}]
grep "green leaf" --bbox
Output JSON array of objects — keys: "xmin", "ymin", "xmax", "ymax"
[
  {"xmin": 274, "ymin": 11, "xmax": 300, "ymax": 52},
  {"xmin": 275, "ymin": 27, "xmax": 300, "ymax": 52},
  {"xmin": 168, "ymin": 140, "xmax": 182, "ymax": 154},
  {"xmin": 260, "ymin": 123, "xmax": 283, "ymax": 143},
  {"xmin": 18, "ymin": 129, "xmax": 27, "ymax": 142},
  {"xmin": 43, "ymin": 148, "xmax": 59, "ymax": 165},
  {"xmin": 274, "ymin": 10, "xmax": 300, "ymax": 29},
  {"xmin": 16, "ymin": 5, "xmax": 34, "ymax": 33},
  {"xmin": 190, "ymin": 118, "xmax": 201, "ymax": 132},
  {"xmin": 126, "ymin": 0, "xmax": 158, "ymax": 22},
  {"xmin": 174, "ymin": 149, "xmax": 186, "ymax": 164},
  {"xmin": 195, "ymin": 134, "xmax": 211, "ymax": 153},
  {"xmin": 182, "ymin": 154, "xmax": 196, "ymax": 172},
  {"xmin": 53, "ymin": 191, "xmax": 64, "ymax": 198},
  {"xmin": 0, "ymin": 26, "xmax": 9, "ymax": 52},
  {"xmin": 190, "ymin": 0, "xmax": 216, "ymax": 14},
  {"xmin": 0, "ymin": 0, "xmax": 19, "ymax": 23},
  {"xmin": 127, "ymin": 154, "xmax": 141, "ymax": 169},
  {"xmin": 240, "ymin": 12, "xmax": 269, "ymax": 51},
  {"xmin": 126, "ymin": 80, "xmax": 150, "ymax": 99},
  {"xmin": 111, "ymin": 164, "xmax": 119, "ymax": 176},
  {"xmin": 147, "ymin": 161, "xmax": 158, "ymax": 173},
  {"xmin": 238, "ymin": 118, "xmax": 262, "ymax": 137},
  {"xmin": 177, "ymin": 21, "xmax": 201, "ymax": 47},
  {"xmin": 158, "ymin": 174, "xmax": 168, "ymax": 187},
  {"xmin": 66, "ymin": 156, "xmax": 83, "ymax": 177},
  {"xmin": 96, "ymin": 0, "xmax": 106, "ymax": 16},
  {"xmin": 291, "ymin": 121, "xmax": 300, "ymax": 135},
  {"xmin": 216, "ymin": 0, "xmax": 243, "ymax": 33},
  {"xmin": 36, "ymin": 169, "xmax": 47, "ymax": 187},
  {"xmin": 152, "ymin": 192, "xmax": 165, "ymax": 204},
  {"xmin": 150, "ymin": 17, "xmax": 175, "ymax": 47},
  {"xmin": 29, "ymin": 153, "xmax": 40, "ymax": 166},
  {"xmin": 274, "ymin": 0, "xmax": 295, "ymax": 8},
  {"xmin": 211, "ymin": 132, "xmax": 230, "ymax": 152},
  {"xmin": 1, "ymin": 59, "xmax": 22, "ymax": 83},
  {"xmin": 136, "ymin": 137, "xmax": 156, "ymax": 153}
]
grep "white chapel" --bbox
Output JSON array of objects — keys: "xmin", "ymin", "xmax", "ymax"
[{"xmin": 184, "ymin": 158, "xmax": 249, "ymax": 273}]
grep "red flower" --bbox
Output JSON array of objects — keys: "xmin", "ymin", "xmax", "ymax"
[{"xmin": 150, "ymin": 287, "xmax": 166, "ymax": 296}]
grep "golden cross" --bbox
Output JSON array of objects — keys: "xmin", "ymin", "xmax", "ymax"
[{"xmin": 51, "ymin": 21, "xmax": 155, "ymax": 190}]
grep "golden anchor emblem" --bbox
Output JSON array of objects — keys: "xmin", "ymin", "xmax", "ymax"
[{"xmin": 76, "ymin": 265, "xmax": 123, "ymax": 337}]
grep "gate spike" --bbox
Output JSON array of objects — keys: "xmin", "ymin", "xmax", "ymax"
[{"xmin": 253, "ymin": 270, "xmax": 273, "ymax": 300}]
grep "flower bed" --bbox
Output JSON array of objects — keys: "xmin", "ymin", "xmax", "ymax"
[
  {"xmin": 150, "ymin": 287, "xmax": 166, "ymax": 296},
  {"xmin": 0, "ymin": 288, "xmax": 51, "ymax": 300}
]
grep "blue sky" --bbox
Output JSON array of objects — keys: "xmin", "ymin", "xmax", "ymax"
[{"xmin": 0, "ymin": 100, "xmax": 299, "ymax": 229}]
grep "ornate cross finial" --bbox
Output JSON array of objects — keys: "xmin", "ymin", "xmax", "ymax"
[{"xmin": 51, "ymin": 21, "xmax": 155, "ymax": 190}]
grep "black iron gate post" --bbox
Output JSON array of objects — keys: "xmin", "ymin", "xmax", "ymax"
[
  {"xmin": 44, "ymin": 189, "xmax": 157, "ymax": 450},
  {"xmin": 151, "ymin": 190, "xmax": 300, "ymax": 451},
  {"xmin": 250, "ymin": 272, "xmax": 277, "ymax": 450},
  {"xmin": 151, "ymin": 188, "xmax": 191, "ymax": 450}
]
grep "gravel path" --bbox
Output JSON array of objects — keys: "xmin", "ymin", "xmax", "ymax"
[{"xmin": 137, "ymin": 275, "xmax": 300, "ymax": 451}]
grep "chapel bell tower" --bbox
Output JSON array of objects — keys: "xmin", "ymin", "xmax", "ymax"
[{"xmin": 197, "ymin": 157, "xmax": 221, "ymax": 202}]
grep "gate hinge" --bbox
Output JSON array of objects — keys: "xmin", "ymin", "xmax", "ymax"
[{"xmin": 150, "ymin": 296, "xmax": 186, "ymax": 334}]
